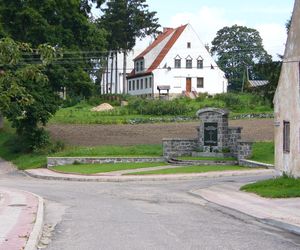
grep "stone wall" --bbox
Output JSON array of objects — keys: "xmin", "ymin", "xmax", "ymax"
[
  {"xmin": 163, "ymin": 138, "xmax": 198, "ymax": 158},
  {"xmin": 47, "ymin": 157, "xmax": 165, "ymax": 168},
  {"xmin": 197, "ymin": 108, "xmax": 229, "ymax": 152},
  {"xmin": 239, "ymin": 159, "xmax": 274, "ymax": 168},
  {"xmin": 237, "ymin": 140, "xmax": 253, "ymax": 160},
  {"xmin": 228, "ymin": 127, "xmax": 242, "ymax": 157}
]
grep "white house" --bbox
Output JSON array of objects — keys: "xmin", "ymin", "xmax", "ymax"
[
  {"xmin": 126, "ymin": 24, "xmax": 228, "ymax": 98},
  {"xmin": 274, "ymin": 0, "xmax": 300, "ymax": 177}
]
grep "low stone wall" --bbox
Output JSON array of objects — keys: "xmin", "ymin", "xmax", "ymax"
[
  {"xmin": 228, "ymin": 127, "xmax": 242, "ymax": 156},
  {"xmin": 239, "ymin": 159, "xmax": 274, "ymax": 169},
  {"xmin": 191, "ymin": 152, "xmax": 233, "ymax": 158},
  {"xmin": 237, "ymin": 140, "xmax": 253, "ymax": 160},
  {"xmin": 47, "ymin": 157, "xmax": 165, "ymax": 168},
  {"xmin": 163, "ymin": 138, "xmax": 198, "ymax": 158}
]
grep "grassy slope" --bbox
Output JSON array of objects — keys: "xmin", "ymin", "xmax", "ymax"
[
  {"xmin": 0, "ymin": 126, "xmax": 162, "ymax": 170},
  {"xmin": 52, "ymin": 144, "xmax": 162, "ymax": 157},
  {"xmin": 50, "ymin": 94, "xmax": 273, "ymax": 125},
  {"xmin": 0, "ymin": 126, "xmax": 46, "ymax": 170},
  {"xmin": 249, "ymin": 141, "xmax": 274, "ymax": 164},
  {"xmin": 241, "ymin": 176, "xmax": 300, "ymax": 198},
  {"xmin": 127, "ymin": 165, "xmax": 250, "ymax": 175},
  {"xmin": 52, "ymin": 162, "xmax": 168, "ymax": 174}
]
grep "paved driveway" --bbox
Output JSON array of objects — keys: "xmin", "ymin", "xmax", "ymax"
[{"xmin": 0, "ymin": 164, "xmax": 300, "ymax": 250}]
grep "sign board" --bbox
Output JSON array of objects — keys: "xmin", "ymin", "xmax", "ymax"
[{"xmin": 204, "ymin": 122, "xmax": 218, "ymax": 146}]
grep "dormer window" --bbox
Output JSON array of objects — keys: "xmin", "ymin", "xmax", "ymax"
[
  {"xmin": 135, "ymin": 60, "xmax": 144, "ymax": 72},
  {"xmin": 174, "ymin": 55, "xmax": 181, "ymax": 68},
  {"xmin": 187, "ymin": 42, "xmax": 191, "ymax": 48},
  {"xmin": 186, "ymin": 55, "xmax": 192, "ymax": 69},
  {"xmin": 197, "ymin": 56, "xmax": 203, "ymax": 69}
]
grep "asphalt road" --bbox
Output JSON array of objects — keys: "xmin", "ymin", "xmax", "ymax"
[{"xmin": 1, "ymin": 165, "xmax": 300, "ymax": 250}]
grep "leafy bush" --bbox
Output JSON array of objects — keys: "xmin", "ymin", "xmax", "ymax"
[{"xmin": 127, "ymin": 97, "xmax": 190, "ymax": 115}]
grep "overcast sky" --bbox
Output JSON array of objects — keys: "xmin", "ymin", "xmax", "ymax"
[{"xmin": 139, "ymin": 0, "xmax": 295, "ymax": 60}]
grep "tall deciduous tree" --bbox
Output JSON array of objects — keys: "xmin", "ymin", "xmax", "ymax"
[
  {"xmin": 0, "ymin": 38, "xmax": 60, "ymax": 151},
  {"xmin": 0, "ymin": 0, "xmax": 107, "ymax": 99},
  {"xmin": 248, "ymin": 61, "xmax": 282, "ymax": 107},
  {"xmin": 211, "ymin": 25, "xmax": 272, "ymax": 91},
  {"xmin": 99, "ymin": 0, "xmax": 160, "ymax": 93}
]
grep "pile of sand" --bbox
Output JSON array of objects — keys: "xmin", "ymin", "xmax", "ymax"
[{"xmin": 91, "ymin": 103, "xmax": 114, "ymax": 112}]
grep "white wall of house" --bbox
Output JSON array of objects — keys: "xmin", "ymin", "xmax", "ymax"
[
  {"xmin": 274, "ymin": 0, "xmax": 300, "ymax": 177},
  {"xmin": 128, "ymin": 24, "xmax": 227, "ymax": 96},
  {"xmin": 153, "ymin": 25, "xmax": 227, "ymax": 95},
  {"xmin": 101, "ymin": 49, "xmax": 142, "ymax": 94}
]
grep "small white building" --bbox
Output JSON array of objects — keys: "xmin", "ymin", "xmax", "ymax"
[
  {"xmin": 274, "ymin": 0, "xmax": 300, "ymax": 177},
  {"xmin": 127, "ymin": 24, "xmax": 228, "ymax": 97}
]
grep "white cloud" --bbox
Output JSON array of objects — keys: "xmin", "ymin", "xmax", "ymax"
[
  {"xmin": 168, "ymin": 6, "xmax": 243, "ymax": 46},
  {"xmin": 166, "ymin": 6, "xmax": 287, "ymax": 60},
  {"xmin": 256, "ymin": 23, "xmax": 287, "ymax": 60}
]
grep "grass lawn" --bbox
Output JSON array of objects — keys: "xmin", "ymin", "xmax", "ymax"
[
  {"xmin": 240, "ymin": 176, "xmax": 300, "ymax": 198},
  {"xmin": 127, "ymin": 165, "xmax": 251, "ymax": 175},
  {"xmin": 0, "ymin": 123, "xmax": 162, "ymax": 170},
  {"xmin": 249, "ymin": 141, "xmax": 274, "ymax": 164},
  {"xmin": 52, "ymin": 162, "xmax": 168, "ymax": 175},
  {"xmin": 177, "ymin": 156, "xmax": 236, "ymax": 161},
  {"xmin": 52, "ymin": 144, "xmax": 162, "ymax": 157}
]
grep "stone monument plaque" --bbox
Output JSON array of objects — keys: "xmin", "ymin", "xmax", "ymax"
[{"xmin": 204, "ymin": 122, "xmax": 218, "ymax": 146}]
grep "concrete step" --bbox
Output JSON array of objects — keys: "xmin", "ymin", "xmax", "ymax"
[{"xmin": 168, "ymin": 158, "xmax": 238, "ymax": 166}]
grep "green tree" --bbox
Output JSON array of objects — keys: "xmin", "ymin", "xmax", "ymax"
[
  {"xmin": 0, "ymin": 38, "xmax": 60, "ymax": 151},
  {"xmin": 99, "ymin": 0, "xmax": 160, "ymax": 93},
  {"xmin": 211, "ymin": 25, "xmax": 272, "ymax": 91},
  {"xmin": 249, "ymin": 61, "xmax": 282, "ymax": 106},
  {"xmin": 0, "ymin": 0, "xmax": 107, "ymax": 99}
]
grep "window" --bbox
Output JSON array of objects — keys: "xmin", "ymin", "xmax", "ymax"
[
  {"xmin": 136, "ymin": 62, "xmax": 139, "ymax": 72},
  {"xmin": 186, "ymin": 59, "xmax": 192, "ymax": 69},
  {"xmin": 137, "ymin": 79, "xmax": 140, "ymax": 90},
  {"xmin": 187, "ymin": 42, "xmax": 191, "ymax": 48},
  {"xmin": 175, "ymin": 59, "xmax": 181, "ymax": 68},
  {"xmin": 140, "ymin": 61, "xmax": 144, "ymax": 71},
  {"xmin": 197, "ymin": 58, "xmax": 203, "ymax": 69},
  {"xmin": 283, "ymin": 121, "xmax": 290, "ymax": 153},
  {"xmin": 141, "ymin": 79, "xmax": 144, "ymax": 89},
  {"xmin": 129, "ymin": 80, "xmax": 132, "ymax": 91},
  {"xmin": 149, "ymin": 77, "xmax": 152, "ymax": 88},
  {"xmin": 145, "ymin": 78, "xmax": 148, "ymax": 88},
  {"xmin": 197, "ymin": 78, "xmax": 204, "ymax": 88},
  {"xmin": 132, "ymin": 80, "xmax": 135, "ymax": 90}
]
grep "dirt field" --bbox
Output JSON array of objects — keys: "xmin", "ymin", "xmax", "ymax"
[{"xmin": 47, "ymin": 119, "xmax": 274, "ymax": 146}]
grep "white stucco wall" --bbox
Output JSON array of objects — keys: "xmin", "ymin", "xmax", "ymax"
[
  {"xmin": 274, "ymin": 0, "xmax": 300, "ymax": 177},
  {"xmin": 128, "ymin": 24, "xmax": 227, "ymax": 96}
]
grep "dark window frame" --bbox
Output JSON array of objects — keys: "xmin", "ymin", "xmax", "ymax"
[
  {"xmin": 283, "ymin": 121, "xmax": 290, "ymax": 153},
  {"xmin": 197, "ymin": 77, "xmax": 204, "ymax": 88}
]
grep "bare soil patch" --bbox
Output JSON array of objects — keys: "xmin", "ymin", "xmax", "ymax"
[{"xmin": 47, "ymin": 119, "xmax": 273, "ymax": 146}]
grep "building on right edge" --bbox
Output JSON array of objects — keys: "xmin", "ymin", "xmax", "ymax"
[{"xmin": 274, "ymin": 0, "xmax": 300, "ymax": 177}]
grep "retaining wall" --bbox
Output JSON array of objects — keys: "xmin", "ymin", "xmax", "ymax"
[
  {"xmin": 163, "ymin": 138, "xmax": 198, "ymax": 158},
  {"xmin": 47, "ymin": 157, "xmax": 166, "ymax": 168},
  {"xmin": 239, "ymin": 159, "xmax": 274, "ymax": 168}
]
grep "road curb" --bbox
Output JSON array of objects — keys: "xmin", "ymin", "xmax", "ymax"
[
  {"xmin": 24, "ymin": 169, "xmax": 275, "ymax": 182},
  {"xmin": 189, "ymin": 189, "xmax": 300, "ymax": 236},
  {"xmin": 24, "ymin": 191, "xmax": 44, "ymax": 250}
]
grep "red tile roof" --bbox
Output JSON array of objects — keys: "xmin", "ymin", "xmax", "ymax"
[
  {"xmin": 147, "ymin": 24, "xmax": 187, "ymax": 73},
  {"xmin": 129, "ymin": 24, "xmax": 188, "ymax": 79},
  {"xmin": 135, "ymin": 28, "xmax": 175, "ymax": 60}
]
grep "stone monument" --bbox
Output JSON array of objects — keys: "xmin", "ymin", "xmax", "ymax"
[{"xmin": 163, "ymin": 107, "xmax": 253, "ymax": 160}]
